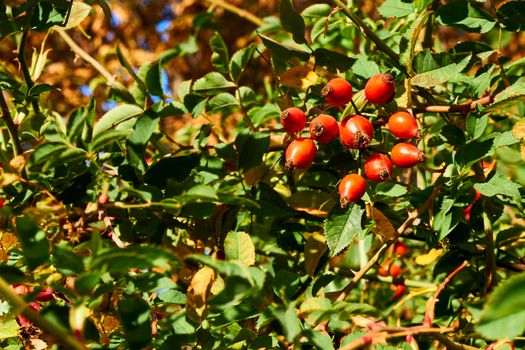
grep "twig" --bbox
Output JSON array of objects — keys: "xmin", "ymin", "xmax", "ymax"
[
  {"xmin": 332, "ymin": 0, "xmax": 408, "ymax": 75},
  {"xmin": 17, "ymin": 31, "xmax": 40, "ymax": 114},
  {"xmin": 0, "ymin": 276, "xmax": 87, "ymax": 350},
  {"xmin": 55, "ymin": 29, "xmax": 115, "ymax": 84},
  {"xmin": 415, "ymin": 95, "xmax": 494, "ymax": 114},
  {"xmin": 206, "ymin": 0, "xmax": 264, "ymax": 26},
  {"xmin": 423, "ymin": 260, "xmax": 469, "ymax": 327},
  {"xmin": 331, "ymin": 184, "xmax": 442, "ymax": 302},
  {"xmin": 0, "ymin": 89, "xmax": 22, "ymax": 155},
  {"xmin": 431, "ymin": 333, "xmax": 481, "ymax": 350},
  {"xmin": 482, "ymin": 210, "xmax": 496, "ymax": 293}
]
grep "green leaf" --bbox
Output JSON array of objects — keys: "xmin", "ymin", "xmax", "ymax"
[
  {"xmin": 158, "ymin": 289, "xmax": 186, "ymax": 304},
  {"xmin": 352, "ymin": 55, "xmax": 381, "ymax": 79},
  {"xmin": 436, "ymin": 0, "xmax": 495, "ymax": 33},
  {"xmin": 474, "ymin": 173, "xmax": 521, "ymax": 204},
  {"xmin": 0, "ymin": 266, "xmax": 25, "ymax": 284},
  {"xmin": 324, "ymin": 205, "xmax": 365, "ymax": 257},
  {"xmin": 378, "ymin": 0, "xmax": 415, "ymax": 18},
  {"xmin": 52, "ymin": 244, "xmax": 84, "ymax": 275},
  {"xmin": 193, "ymin": 72, "xmax": 236, "ymax": 92},
  {"xmin": 31, "ymin": 142, "xmax": 69, "ymax": 166},
  {"xmin": 116, "ymin": 45, "xmax": 147, "ymax": 95},
  {"xmin": 210, "ymin": 33, "xmax": 229, "ymax": 74},
  {"xmin": 313, "ymin": 49, "xmax": 356, "ymax": 72},
  {"xmin": 273, "ymin": 270, "xmax": 301, "ymax": 302},
  {"xmin": 304, "ymin": 329, "xmax": 335, "ymax": 350},
  {"xmin": 272, "ymin": 304, "xmax": 302, "ymax": 342},
  {"xmin": 259, "ymin": 34, "xmax": 310, "ymax": 62},
  {"xmin": 145, "ymin": 62, "xmax": 163, "ymax": 97},
  {"xmin": 248, "ymin": 103, "xmax": 281, "ymax": 127},
  {"xmin": 144, "ymin": 153, "xmax": 200, "ymax": 188},
  {"xmin": 93, "ymin": 104, "xmax": 144, "ymax": 136},
  {"xmin": 90, "ymin": 129, "xmax": 132, "ymax": 151},
  {"xmin": 207, "ymin": 92, "xmax": 238, "ymax": 112},
  {"xmin": 302, "ymin": 4, "xmax": 332, "ymax": 18},
  {"xmin": 224, "ymin": 231, "xmax": 256, "ymax": 266},
  {"xmin": 0, "ymin": 319, "xmax": 19, "ymax": 340},
  {"xmin": 118, "ymin": 296, "xmax": 152, "ymax": 350},
  {"xmin": 485, "ymin": 78, "xmax": 525, "ymax": 112},
  {"xmin": 230, "ymin": 44, "xmax": 256, "ymax": 82},
  {"xmin": 466, "ymin": 114, "xmax": 488, "ymax": 140},
  {"xmin": 279, "ymin": 0, "xmax": 306, "ymax": 44},
  {"xmin": 109, "ymin": 81, "xmax": 136, "ymax": 104},
  {"xmin": 235, "ymin": 131, "xmax": 270, "ymax": 171},
  {"xmin": 411, "ymin": 55, "xmax": 471, "ymax": 88},
  {"xmin": 62, "ymin": 2, "xmax": 92, "ymax": 29},
  {"xmin": 126, "ymin": 111, "xmax": 159, "ymax": 171},
  {"xmin": 15, "ymin": 214, "xmax": 50, "ymax": 269},
  {"xmin": 455, "ymin": 139, "xmax": 494, "ymax": 167},
  {"xmin": 90, "ymin": 246, "xmax": 177, "ymax": 273},
  {"xmin": 477, "ymin": 272, "xmax": 525, "ymax": 339}
]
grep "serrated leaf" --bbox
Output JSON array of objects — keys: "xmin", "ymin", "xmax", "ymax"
[
  {"xmin": 279, "ymin": 0, "xmax": 306, "ymax": 44},
  {"xmin": 411, "ymin": 55, "xmax": 471, "ymax": 88},
  {"xmin": 230, "ymin": 44, "xmax": 256, "ymax": 82},
  {"xmin": 223, "ymin": 231, "xmax": 255, "ymax": 266},
  {"xmin": 474, "ymin": 173, "xmax": 521, "ymax": 204},
  {"xmin": 324, "ymin": 205, "xmax": 365, "ymax": 257},
  {"xmin": 313, "ymin": 48, "xmax": 356, "ymax": 72},
  {"xmin": 93, "ymin": 104, "xmax": 144, "ymax": 136},
  {"xmin": 193, "ymin": 72, "xmax": 236, "ymax": 92},
  {"xmin": 477, "ymin": 272, "xmax": 525, "ymax": 339},
  {"xmin": 302, "ymin": 4, "xmax": 332, "ymax": 18},
  {"xmin": 210, "ymin": 33, "xmax": 229, "ymax": 74},
  {"xmin": 378, "ymin": 0, "xmax": 415, "ymax": 18}
]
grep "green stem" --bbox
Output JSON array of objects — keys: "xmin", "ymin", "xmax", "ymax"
[
  {"xmin": 0, "ymin": 89, "xmax": 22, "ymax": 156},
  {"xmin": 18, "ymin": 31, "xmax": 40, "ymax": 114},
  {"xmin": 332, "ymin": 0, "xmax": 408, "ymax": 75},
  {"xmin": 0, "ymin": 276, "xmax": 87, "ymax": 350}
]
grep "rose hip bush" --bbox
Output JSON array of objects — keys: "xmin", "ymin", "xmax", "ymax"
[{"xmin": 1, "ymin": 0, "xmax": 525, "ymax": 349}]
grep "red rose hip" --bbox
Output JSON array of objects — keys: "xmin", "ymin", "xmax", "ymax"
[
  {"xmin": 365, "ymin": 73, "xmax": 396, "ymax": 105},
  {"xmin": 340, "ymin": 114, "xmax": 374, "ymax": 149},
  {"xmin": 280, "ymin": 107, "xmax": 306, "ymax": 133},
  {"xmin": 321, "ymin": 78, "xmax": 353, "ymax": 107},
  {"xmin": 364, "ymin": 153, "xmax": 393, "ymax": 182},
  {"xmin": 390, "ymin": 143, "xmax": 426, "ymax": 168},
  {"xmin": 309, "ymin": 114, "xmax": 339, "ymax": 144},
  {"xmin": 338, "ymin": 173, "xmax": 367, "ymax": 208},
  {"xmin": 390, "ymin": 284, "xmax": 406, "ymax": 299},
  {"xmin": 285, "ymin": 138, "xmax": 316, "ymax": 170},
  {"xmin": 388, "ymin": 111, "xmax": 422, "ymax": 139},
  {"xmin": 394, "ymin": 242, "xmax": 408, "ymax": 256}
]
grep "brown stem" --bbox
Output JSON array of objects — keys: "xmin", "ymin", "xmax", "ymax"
[
  {"xmin": 0, "ymin": 89, "xmax": 22, "ymax": 156},
  {"xmin": 423, "ymin": 260, "xmax": 469, "ymax": 327},
  {"xmin": 206, "ymin": 0, "xmax": 264, "ymax": 26},
  {"xmin": 482, "ymin": 210, "xmax": 496, "ymax": 293},
  {"xmin": 415, "ymin": 95, "xmax": 494, "ymax": 114},
  {"xmin": 55, "ymin": 29, "xmax": 115, "ymax": 84},
  {"xmin": 0, "ymin": 276, "xmax": 87, "ymax": 350},
  {"xmin": 431, "ymin": 333, "xmax": 481, "ymax": 350},
  {"xmin": 18, "ymin": 31, "xmax": 40, "ymax": 114}
]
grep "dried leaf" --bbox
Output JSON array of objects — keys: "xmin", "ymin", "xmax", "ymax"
[
  {"xmin": 224, "ymin": 231, "xmax": 256, "ymax": 266},
  {"xmin": 371, "ymin": 208, "xmax": 398, "ymax": 241},
  {"xmin": 512, "ymin": 120, "xmax": 525, "ymax": 142},
  {"xmin": 186, "ymin": 266, "xmax": 215, "ymax": 321},
  {"xmin": 280, "ymin": 66, "xmax": 318, "ymax": 90},
  {"xmin": 304, "ymin": 232, "xmax": 328, "ymax": 277},
  {"xmin": 9, "ymin": 155, "xmax": 27, "ymax": 175}
]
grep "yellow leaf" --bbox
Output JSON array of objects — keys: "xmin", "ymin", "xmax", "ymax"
[
  {"xmin": 415, "ymin": 248, "xmax": 444, "ymax": 265},
  {"xmin": 512, "ymin": 120, "xmax": 525, "ymax": 142},
  {"xmin": 186, "ymin": 266, "xmax": 216, "ymax": 322},
  {"xmin": 371, "ymin": 208, "xmax": 398, "ymax": 241},
  {"xmin": 280, "ymin": 66, "xmax": 318, "ymax": 91},
  {"xmin": 244, "ymin": 164, "xmax": 269, "ymax": 186},
  {"xmin": 9, "ymin": 155, "xmax": 26, "ymax": 175},
  {"xmin": 304, "ymin": 232, "xmax": 328, "ymax": 277},
  {"xmin": 224, "ymin": 231, "xmax": 256, "ymax": 266}
]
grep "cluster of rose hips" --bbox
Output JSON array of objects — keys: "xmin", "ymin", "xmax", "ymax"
[
  {"xmin": 378, "ymin": 241, "xmax": 408, "ymax": 299},
  {"xmin": 281, "ymin": 73, "xmax": 426, "ymax": 207}
]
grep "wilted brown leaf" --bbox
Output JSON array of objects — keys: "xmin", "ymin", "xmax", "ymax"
[
  {"xmin": 370, "ymin": 208, "xmax": 398, "ymax": 241},
  {"xmin": 186, "ymin": 266, "xmax": 216, "ymax": 322}
]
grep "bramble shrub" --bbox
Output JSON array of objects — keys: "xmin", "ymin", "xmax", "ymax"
[{"xmin": 0, "ymin": 0, "xmax": 525, "ymax": 349}]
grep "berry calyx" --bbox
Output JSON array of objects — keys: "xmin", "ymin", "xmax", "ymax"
[
  {"xmin": 321, "ymin": 78, "xmax": 353, "ymax": 107},
  {"xmin": 390, "ymin": 143, "xmax": 426, "ymax": 168},
  {"xmin": 309, "ymin": 114, "xmax": 339, "ymax": 144},
  {"xmin": 394, "ymin": 242, "xmax": 408, "ymax": 256},
  {"xmin": 338, "ymin": 173, "xmax": 367, "ymax": 208},
  {"xmin": 285, "ymin": 138, "xmax": 316, "ymax": 170},
  {"xmin": 388, "ymin": 111, "xmax": 422, "ymax": 139},
  {"xmin": 340, "ymin": 114, "xmax": 374, "ymax": 149},
  {"xmin": 365, "ymin": 73, "xmax": 396, "ymax": 105},
  {"xmin": 364, "ymin": 153, "xmax": 393, "ymax": 182},
  {"xmin": 280, "ymin": 107, "xmax": 306, "ymax": 133}
]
